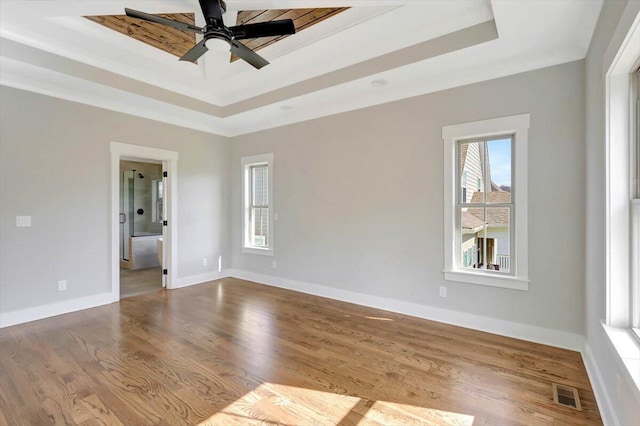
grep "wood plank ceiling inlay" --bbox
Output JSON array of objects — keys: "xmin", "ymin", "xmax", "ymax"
[
  {"xmin": 231, "ymin": 7, "xmax": 348, "ymax": 62},
  {"xmin": 84, "ymin": 7, "xmax": 348, "ymax": 64},
  {"xmin": 85, "ymin": 13, "xmax": 197, "ymax": 59}
]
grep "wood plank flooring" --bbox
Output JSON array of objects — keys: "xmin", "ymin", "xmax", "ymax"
[
  {"xmin": 120, "ymin": 267, "xmax": 162, "ymax": 298},
  {"xmin": 0, "ymin": 278, "xmax": 602, "ymax": 425}
]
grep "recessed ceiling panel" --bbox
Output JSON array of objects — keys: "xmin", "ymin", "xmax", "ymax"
[{"xmin": 84, "ymin": 8, "xmax": 347, "ymax": 64}]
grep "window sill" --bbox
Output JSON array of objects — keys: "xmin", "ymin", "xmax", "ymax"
[
  {"xmin": 602, "ymin": 322, "xmax": 640, "ymax": 397},
  {"xmin": 242, "ymin": 246, "xmax": 273, "ymax": 256},
  {"xmin": 443, "ymin": 269, "xmax": 529, "ymax": 290}
]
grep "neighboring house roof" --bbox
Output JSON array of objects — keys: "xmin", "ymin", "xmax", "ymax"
[
  {"xmin": 470, "ymin": 191, "xmax": 511, "ymax": 204},
  {"xmin": 461, "ymin": 210, "xmax": 485, "ymax": 230},
  {"xmin": 461, "ymin": 189, "xmax": 511, "ymax": 230}
]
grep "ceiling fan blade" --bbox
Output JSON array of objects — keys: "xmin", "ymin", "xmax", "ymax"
[
  {"xmin": 199, "ymin": 0, "xmax": 223, "ymax": 24},
  {"xmin": 180, "ymin": 39, "xmax": 209, "ymax": 62},
  {"xmin": 230, "ymin": 40, "xmax": 269, "ymax": 69},
  {"xmin": 125, "ymin": 8, "xmax": 203, "ymax": 34},
  {"xmin": 229, "ymin": 20, "xmax": 296, "ymax": 40}
]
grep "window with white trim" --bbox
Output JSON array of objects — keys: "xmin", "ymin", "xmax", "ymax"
[
  {"xmin": 242, "ymin": 153, "xmax": 274, "ymax": 256},
  {"xmin": 604, "ymin": 16, "xmax": 640, "ymax": 392},
  {"xmin": 443, "ymin": 114, "xmax": 529, "ymax": 290}
]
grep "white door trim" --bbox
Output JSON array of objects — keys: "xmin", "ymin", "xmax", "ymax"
[{"xmin": 110, "ymin": 142, "xmax": 179, "ymax": 301}]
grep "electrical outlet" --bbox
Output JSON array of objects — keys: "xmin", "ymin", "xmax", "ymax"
[
  {"xmin": 58, "ymin": 280, "xmax": 67, "ymax": 291},
  {"xmin": 16, "ymin": 216, "xmax": 31, "ymax": 227},
  {"xmin": 272, "ymin": 261, "xmax": 277, "ymax": 269},
  {"xmin": 439, "ymin": 286, "xmax": 447, "ymax": 298},
  {"xmin": 274, "ymin": 212, "xmax": 279, "ymax": 221},
  {"xmin": 202, "ymin": 258, "xmax": 208, "ymax": 267}
]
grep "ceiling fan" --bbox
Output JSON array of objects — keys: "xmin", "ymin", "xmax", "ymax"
[{"xmin": 125, "ymin": 0, "xmax": 296, "ymax": 69}]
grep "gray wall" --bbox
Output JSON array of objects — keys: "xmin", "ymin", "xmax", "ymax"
[
  {"xmin": 584, "ymin": 0, "xmax": 640, "ymax": 424},
  {"xmin": 0, "ymin": 87, "xmax": 231, "ymax": 312},
  {"xmin": 231, "ymin": 60, "xmax": 586, "ymax": 334}
]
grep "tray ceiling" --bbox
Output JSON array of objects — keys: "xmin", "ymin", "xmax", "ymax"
[{"xmin": 0, "ymin": 1, "xmax": 603, "ymax": 137}]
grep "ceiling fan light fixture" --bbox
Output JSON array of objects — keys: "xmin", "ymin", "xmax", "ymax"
[{"xmin": 205, "ymin": 36, "xmax": 230, "ymax": 53}]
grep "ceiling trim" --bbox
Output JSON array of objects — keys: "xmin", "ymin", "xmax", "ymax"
[
  {"xmin": 0, "ymin": 57, "xmax": 233, "ymax": 136},
  {"xmin": 222, "ymin": 19, "xmax": 497, "ymax": 117}
]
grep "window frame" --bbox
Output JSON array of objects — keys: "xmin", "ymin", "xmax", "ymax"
[
  {"xmin": 241, "ymin": 153, "xmax": 274, "ymax": 256},
  {"xmin": 603, "ymin": 11, "xmax": 640, "ymax": 394},
  {"xmin": 456, "ymin": 136, "xmax": 515, "ymax": 277},
  {"xmin": 443, "ymin": 114, "xmax": 530, "ymax": 290}
]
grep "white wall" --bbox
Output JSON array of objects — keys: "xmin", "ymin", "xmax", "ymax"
[
  {"xmin": 584, "ymin": 1, "xmax": 640, "ymax": 424},
  {"xmin": 230, "ymin": 60, "xmax": 585, "ymax": 335},
  {"xmin": 0, "ymin": 87, "xmax": 231, "ymax": 314}
]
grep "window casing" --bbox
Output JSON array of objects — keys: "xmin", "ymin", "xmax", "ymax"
[
  {"xmin": 242, "ymin": 153, "xmax": 274, "ymax": 256},
  {"xmin": 603, "ymin": 14, "xmax": 640, "ymax": 394},
  {"xmin": 443, "ymin": 114, "xmax": 529, "ymax": 290}
]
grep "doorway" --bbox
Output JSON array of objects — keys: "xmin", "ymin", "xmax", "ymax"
[
  {"xmin": 119, "ymin": 159, "xmax": 164, "ymax": 298},
  {"xmin": 110, "ymin": 142, "xmax": 178, "ymax": 302}
]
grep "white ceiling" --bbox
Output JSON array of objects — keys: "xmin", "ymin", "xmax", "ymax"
[{"xmin": 0, "ymin": 0, "xmax": 603, "ymax": 136}]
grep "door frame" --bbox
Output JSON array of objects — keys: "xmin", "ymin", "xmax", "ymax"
[{"xmin": 110, "ymin": 142, "xmax": 179, "ymax": 301}]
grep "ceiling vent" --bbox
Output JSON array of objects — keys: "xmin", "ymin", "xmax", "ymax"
[{"xmin": 552, "ymin": 383, "xmax": 582, "ymax": 411}]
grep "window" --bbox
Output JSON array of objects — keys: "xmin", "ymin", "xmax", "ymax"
[
  {"xmin": 458, "ymin": 137, "xmax": 513, "ymax": 274},
  {"xmin": 242, "ymin": 153, "xmax": 274, "ymax": 256},
  {"xmin": 603, "ymin": 14, "xmax": 640, "ymax": 393},
  {"xmin": 443, "ymin": 114, "xmax": 529, "ymax": 290},
  {"xmin": 152, "ymin": 179, "xmax": 163, "ymax": 223}
]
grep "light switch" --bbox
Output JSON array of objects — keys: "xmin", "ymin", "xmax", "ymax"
[{"xmin": 16, "ymin": 216, "xmax": 31, "ymax": 227}]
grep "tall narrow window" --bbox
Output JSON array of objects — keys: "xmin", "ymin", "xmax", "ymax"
[
  {"xmin": 458, "ymin": 138, "xmax": 513, "ymax": 274},
  {"xmin": 242, "ymin": 153, "xmax": 274, "ymax": 256},
  {"xmin": 603, "ymin": 18, "xmax": 640, "ymax": 393},
  {"xmin": 443, "ymin": 114, "xmax": 529, "ymax": 290},
  {"xmin": 250, "ymin": 164, "xmax": 269, "ymax": 247}
]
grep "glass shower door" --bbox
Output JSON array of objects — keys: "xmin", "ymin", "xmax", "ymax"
[{"xmin": 120, "ymin": 171, "xmax": 134, "ymax": 261}]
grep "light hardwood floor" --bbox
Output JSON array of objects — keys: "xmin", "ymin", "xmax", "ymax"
[
  {"xmin": 0, "ymin": 278, "xmax": 602, "ymax": 425},
  {"xmin": 120, "ymin": 266, "xmax": 162, "ymax": 298}
]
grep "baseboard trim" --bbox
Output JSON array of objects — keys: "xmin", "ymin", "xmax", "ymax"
[
  {"xmin": 0, "ymin": 271, "xmax": 229, "ymax": 328},
  {"xmin": 0, "ymin": 292, "xmax": 114, "ymax": 328},
  {"xmin": 227, "ymin": 269, "xmax": 584, "ymax": 352},
  {"xmin": 174, "ymin": 271, "xmax": 230, "ymax": 289},
  {"xmin": 0, "ymin": 269, "xmax": 585, "ymax": 354},
  {"xmin": 582, "ymin": 343, "xmax": 618, "ymax": 426}
]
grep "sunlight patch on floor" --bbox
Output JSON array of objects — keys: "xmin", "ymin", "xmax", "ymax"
[
  {"xmin": 197, "ymin": 382, "xmax": 474, "ymax": 425},
  {"xmin": 198, "ymin": 382, "xmax": 360, "ymax": 425},
  {"xmin": 365, "ymin": 400, "xmax": 475, "ymax": 425}
]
